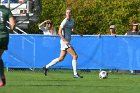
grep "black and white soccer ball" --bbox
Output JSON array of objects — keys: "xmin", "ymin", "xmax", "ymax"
[{"xmin": 99, "ymin": 71, "xmax": 108, "ymax": 79}]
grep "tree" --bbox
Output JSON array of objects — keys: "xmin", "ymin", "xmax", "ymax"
[{"xmin": 28, "ymin": 0, "xmax": 140, "ymax": 35}]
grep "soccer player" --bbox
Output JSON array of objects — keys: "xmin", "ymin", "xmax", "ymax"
[
  {"xmin": 43, "ymin": 8, "xmax": 83, "ymax": 78},
  {"xmin": 0, "ymin": 5, "xmax": 15, "ymax": 86}
]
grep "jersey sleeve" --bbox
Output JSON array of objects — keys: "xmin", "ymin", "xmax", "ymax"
[
  {"xmin": 8, "ymin": 9, "xmax": 13, "ymax": 18},
  {"xmin": 60, "ymin": 18, "xmax": 67, "ymax": 28}
]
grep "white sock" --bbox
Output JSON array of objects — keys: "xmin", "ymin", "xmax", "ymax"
[
  {"xmin": 72, "ymin": 60, "xmax": 77, "ymax": 75},
  {"xmin": 46, "ymin": 58, "xmax": 59, "ymax": 68}
]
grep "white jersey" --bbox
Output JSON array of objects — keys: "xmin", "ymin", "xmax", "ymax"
[
  {"xmin": 39, "ymin": 27, "xmax": 57, "ymax": 35},
  {"xmin": 60, "ymin": 18, "xmax": 74, "ymax": 42}
]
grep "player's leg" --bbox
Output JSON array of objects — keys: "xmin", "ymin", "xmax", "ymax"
[
  {"xmin": 45, "ymin": 50, "xmax": 67, "ymax": 69},
  {"xmin": 0, "ymin": 50, "xmax": 6, "ymax": 86},
  {"xmin": 45, "ymin": 39, "xmax": 68, "ymax": 69},
  {"xmin": 0, "ymin": 35, "xmax": 8, "ymax": 86},
  {"xmin": 67, "ymin": 46, "xmax": 83, "ymax": 78},
  {"xmin": 67, "ymin": 46, "xmax": 78, "ymax": 75},
  {"xmin": 44, "ymin": 50, "xmax": 67, "ymax": 76}
]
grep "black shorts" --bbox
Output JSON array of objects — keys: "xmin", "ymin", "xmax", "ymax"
[{"xmin": 0, "ymin": 32, "xmax": 9, "ymax": 50}]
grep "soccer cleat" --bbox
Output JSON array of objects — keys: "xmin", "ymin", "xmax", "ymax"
[
  {"xmin": 0, "ymin": 76, "xmax": 6, "ymax": 87},
  {"xmin": 0, "ymin": 82, "xmax": 4, "ymax": 87},
  {"xmin": 43, "ymin": 67, "xmax": 48, "ymax": 76},
  {"xmin": 73, "ymin": 74, "xmax": 83, "ymax": 78}
]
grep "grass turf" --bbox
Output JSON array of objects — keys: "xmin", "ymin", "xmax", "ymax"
[{"xmin": 0, "ymin": 70, "xmax": 140, "ymax": 93}]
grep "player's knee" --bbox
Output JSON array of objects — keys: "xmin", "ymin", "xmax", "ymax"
[{"xmin": 73, "ymin": 54, "xmax": 78, "ymax": 60}]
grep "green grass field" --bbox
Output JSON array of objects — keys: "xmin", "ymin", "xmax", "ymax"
[{"xmin": 0, "ymin": 70, "xmax": 140, "ymax": 93}]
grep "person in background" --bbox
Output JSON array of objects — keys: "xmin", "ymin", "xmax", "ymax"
[
  {"xmin": 0, "ymin": 4, "xmax": 16, "ymax": 87},
  {"xmin": 109, "ymin": 25, "xmax": 116, "ymax": 36},
  {"xmin": 43, "ymin": 8, "xmax": 83, "ymax": 78},
  {"xmin": 125, "ymin": 22, "xmax": 140, "ymax": 74},
  {"xmin": 125, "ymin": 22, "xmax": 140, "ymax": 35},
  {"xmin": 98, "ymin": 25, "xmax": 116, "ymax": 37},
  {"xmin": 99, "ymin": 25, "xmax": 117, "ymax": 72},
  {"xmin": 38, "ymin": 19, "xmax": 57, "ymax": 35}
]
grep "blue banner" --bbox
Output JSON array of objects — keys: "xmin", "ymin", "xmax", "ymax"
[{"xmin": 2, "ymin": 35, "xmax": 140, "ymax": 70}]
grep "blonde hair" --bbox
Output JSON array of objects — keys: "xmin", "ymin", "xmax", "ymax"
[
  {"xmin": 66, "ymin": 7, "xmax": 72, "ymax": 12},
  {"xmin": 66, "ymin": 7, "xmax": 72, "ymax": 10}
]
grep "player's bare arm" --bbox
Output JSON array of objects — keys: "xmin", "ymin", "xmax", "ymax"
[
  {"xmin": 9, "ymin": 17, "xmax": 16, "ymax": 31},
  {"xmin": 72, "ymin": 28, "xmax": 83, "ymax": 36},
  {"xmin": 38, "ymin": 20, "xmax": 47, "ymax": 28}
]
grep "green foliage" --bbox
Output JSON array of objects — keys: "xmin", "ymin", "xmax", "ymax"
[{"xmin": 28, "ymin": 0, "xmax": 140, "ymax": 35}]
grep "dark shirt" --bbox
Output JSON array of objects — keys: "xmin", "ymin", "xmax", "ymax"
[
  {"xmin": 0, "ymin": 5, "xmax": 13, "ymax": 32},
  {"xmin": 126, "ymin": 31, "xmax": 140, "ymax": 35}
]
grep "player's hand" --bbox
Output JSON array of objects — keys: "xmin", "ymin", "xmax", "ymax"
[
  {"xmin": 65, "ymin": 41, "xmax": 70, "ymax": 45},
  {"xmin": 9, "ymin": 29, "xmax": 14, "ymax": 34}
]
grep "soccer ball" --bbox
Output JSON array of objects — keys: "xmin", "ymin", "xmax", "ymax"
[{"xmin": 99, "ymin": 71, "xmax": 108, "ymax": 79}]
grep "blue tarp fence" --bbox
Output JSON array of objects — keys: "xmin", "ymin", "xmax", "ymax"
[{"xmin": 2, "ymin": 34, "xmax": 140, "ymax": 70}]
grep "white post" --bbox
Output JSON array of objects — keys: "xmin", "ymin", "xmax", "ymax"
[
  {"xmin": 8, "ymin": 0, "xmax": 10, "ymax": 9},
  {"xmin": 27, "ymin": 0, "xmax": 30, "ymax": 13}
]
